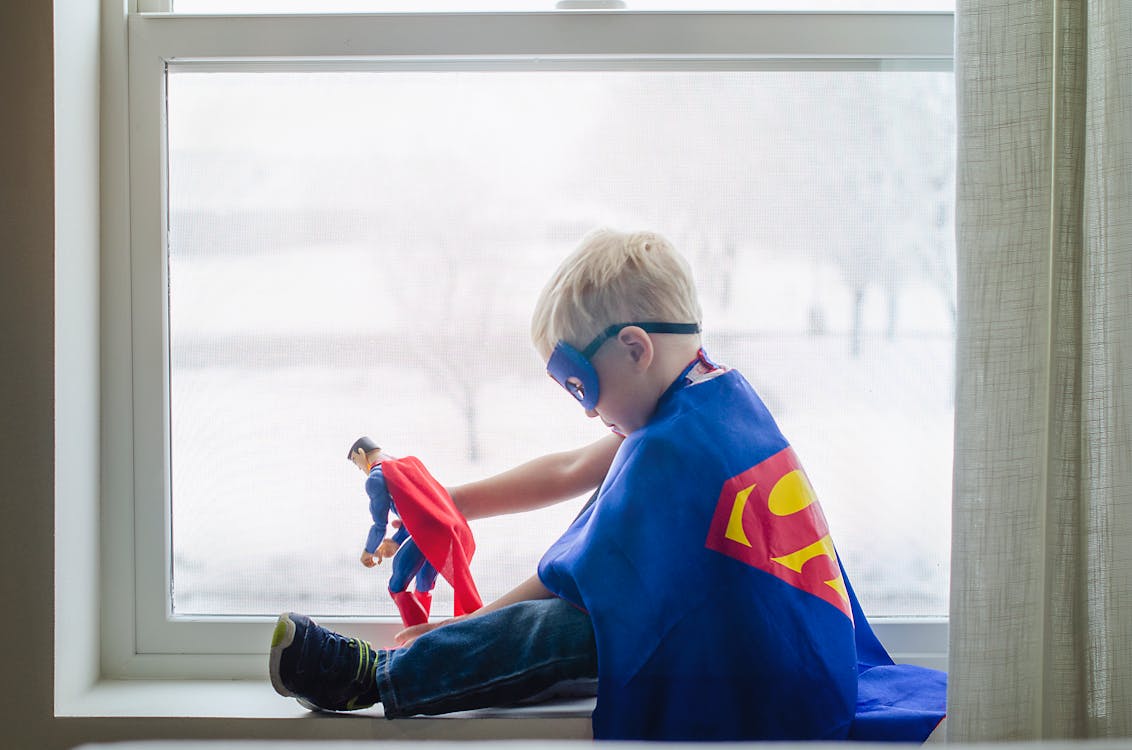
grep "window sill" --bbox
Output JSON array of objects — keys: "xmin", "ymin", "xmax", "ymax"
[
  {"xmin": 57, "ymin": 679, "xmax": 947, "ymax": 743},
  {"xmin": 58, "ymin": 678, "xmax": 595, "ymax": 738}
]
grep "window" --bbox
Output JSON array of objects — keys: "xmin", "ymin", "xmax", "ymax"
[{"xmin": 113, "ymin": 8, "xmax": 954, "ymax": 677}]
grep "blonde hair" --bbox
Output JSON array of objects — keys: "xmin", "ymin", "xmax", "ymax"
[{"xmin": 531, "ymin": 229, "xmax": 702, "ymax": 357}]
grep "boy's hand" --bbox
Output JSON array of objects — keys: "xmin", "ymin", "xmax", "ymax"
[
  {"xmin": 360, "ymin": 550, "xmax": 377, "ymax": 568},
  {"xmin": 395, "ymin": 615, "xmax": 467, "ymax": 648},
  {"xmin": 375, "ymin": 538, "xmax": 400, "ymax": 563}
]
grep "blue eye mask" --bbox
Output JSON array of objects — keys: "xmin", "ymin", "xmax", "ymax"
[{"xmin": 546, "ymin": 321, "xmax": 702, "ymax": 410}]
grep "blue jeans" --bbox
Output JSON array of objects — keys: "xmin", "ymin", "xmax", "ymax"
[{"xmin": 375, "ymin": 597, "xmax": 598, "ymax": 718}]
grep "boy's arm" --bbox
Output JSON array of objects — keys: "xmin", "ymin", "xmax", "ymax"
[
  {"xmin": 394, "ymin": 573, "xmax": 554, "ymax": 646},
  {"xmin": 475, "ymin": 573, "xmax": 555, "ymax": 612},
  {"xmin": 449, "ymin": 434, "xmax": 622, "ymax": 520}
]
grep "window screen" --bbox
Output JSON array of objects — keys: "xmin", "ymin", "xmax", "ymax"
[{"xmin": 167, "ymin": 69, "xmax": 955, "ymax": 619}]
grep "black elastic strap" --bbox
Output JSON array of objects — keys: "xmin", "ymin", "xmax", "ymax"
[{"xmin": 580, "ymin": 321, "xmax": 701, "ymax": 359}]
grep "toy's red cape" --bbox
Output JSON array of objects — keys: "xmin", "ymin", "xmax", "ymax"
[{"xmin": 381, "ymin": 456, "xmax": 482, "ymax": 616}]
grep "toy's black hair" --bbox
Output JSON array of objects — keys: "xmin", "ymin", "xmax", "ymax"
[{"xmin": 347, "ymin": 435, "xmax": 380, "ymax": 460}]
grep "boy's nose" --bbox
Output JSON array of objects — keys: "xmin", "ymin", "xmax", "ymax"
[{"xmin": 585, "ymin": 408, "xmax": 598, "ymax": 419}]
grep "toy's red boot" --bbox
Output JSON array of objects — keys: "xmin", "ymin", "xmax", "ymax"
[
  {"xmin": 390, "ymin": 590, "xmax": 429, "ymax": 628},
  {"xmin": 413, "ymin": 590, "xmax": 432, "ymax": 619}
]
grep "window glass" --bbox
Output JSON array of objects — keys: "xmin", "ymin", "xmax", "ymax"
[{"xmin": 167, "ymin": 68, "xmax": 954, "ymax": 619}]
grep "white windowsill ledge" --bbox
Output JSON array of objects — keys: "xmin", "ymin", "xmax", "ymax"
[
  {"xmin": 57, "ymin": 679, "xmax": 947, "ymax": 743},
  {"xmin": 58, "ymin": 679, "xmax": 595, "ymax": 739}
]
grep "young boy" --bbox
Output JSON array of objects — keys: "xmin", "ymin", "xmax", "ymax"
[
  {"xmin": 348, "ymin": 436, "xmax": 481, "ymax": 627},
  {"xmin": 269, "ymin": 229, "xmax": 945, "ymax": 740}
]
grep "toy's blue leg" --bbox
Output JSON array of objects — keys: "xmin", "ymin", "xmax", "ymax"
[
  {"xmin": 414, "ymin": 560, "xmax": 439, "ymax": 593},
  {"xmin": 388, "ymin": 539, "xmax": 426, "ymax": 594}
]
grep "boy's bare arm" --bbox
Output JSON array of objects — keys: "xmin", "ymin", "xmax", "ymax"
[
  {"xmin": 449, "ymin": 434, "xmax": 622, "ymax": 520},
  {"xmin": 473, "ymin": 573, "xmax": 554, "ymax": 612},
  {"xmin": 394, "ymin": 574, "xmax": 553, "ymax": 646}
]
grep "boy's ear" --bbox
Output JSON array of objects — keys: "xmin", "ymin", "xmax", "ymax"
[{"xmin": 618, "ymin": 326, "xmax": 654, "ymax": 369}]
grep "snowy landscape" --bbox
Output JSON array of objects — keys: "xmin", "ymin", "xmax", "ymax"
[{"xmin": 166, "ymin": 68, "xmax": 955, "ymax": 621}]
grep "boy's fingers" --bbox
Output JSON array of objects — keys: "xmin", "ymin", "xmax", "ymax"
[{"xmin": 394, "ymin": 621, "xmax": 438, "ymax": 646}]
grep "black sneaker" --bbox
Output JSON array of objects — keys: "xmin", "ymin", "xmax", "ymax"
[{"xmin": 269, "ymin": 612, "xmax": 381, "ymax": 712}]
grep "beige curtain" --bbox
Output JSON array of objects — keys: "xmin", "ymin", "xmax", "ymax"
[{"xmin": 949, "ymin": 0, "xmax": 1132, "ymax": 740}]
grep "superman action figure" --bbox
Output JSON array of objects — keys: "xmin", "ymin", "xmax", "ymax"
[{"xmin": 348, "ymin": 436, "xmax": 482, "ymax": 627}]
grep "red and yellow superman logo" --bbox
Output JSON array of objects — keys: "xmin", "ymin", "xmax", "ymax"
[{"xmin": 704, "ymin": 446, "xmax": 852, "ymax": 620}]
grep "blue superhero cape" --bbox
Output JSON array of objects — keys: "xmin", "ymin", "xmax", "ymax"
[{"xmin": 538, "ymin": 368, "xmax": 946, "ymax": 741}]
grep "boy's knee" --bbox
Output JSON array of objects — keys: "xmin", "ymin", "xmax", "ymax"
[{"xmin": 514, "ymin": 598, "xmax": 596, "ymax": 651}]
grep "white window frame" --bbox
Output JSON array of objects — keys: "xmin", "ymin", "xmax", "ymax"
[{"xmin": 104, "ymin": 5, "xmax": 954, "ymax": 681}]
